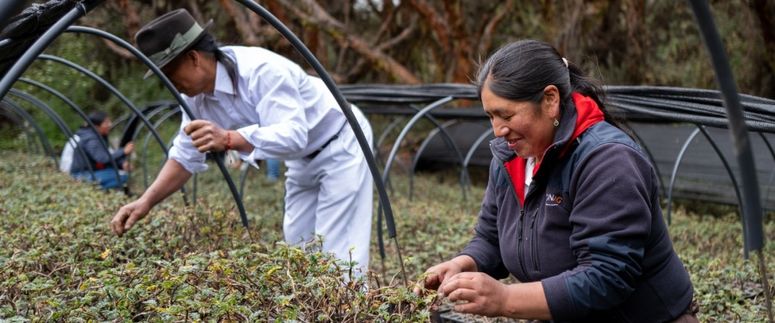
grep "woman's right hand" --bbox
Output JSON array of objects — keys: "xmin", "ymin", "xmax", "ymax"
[
  {"xmin": 416, "ymin": 255, "xmax": 477, "ymax": 293},
  {"xmin": 123, "ymin": 142, "xmax": 135, "ymax": 155}
]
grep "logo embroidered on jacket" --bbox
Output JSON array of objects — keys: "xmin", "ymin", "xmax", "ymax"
[{"xmin": 545, "ymin": 193, "xmax": 563, "ymax": 206}]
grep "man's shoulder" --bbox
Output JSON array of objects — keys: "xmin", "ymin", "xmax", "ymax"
[
  {"xmin": 223, "ymin": 46, "xmax": 304, "ymax": 83},
  {"xmin": 221, "ymin": 46, "xmax": 285, "ymax": 65}
]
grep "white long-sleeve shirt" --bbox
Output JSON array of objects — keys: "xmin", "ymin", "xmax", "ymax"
[{"xmin": 168, "ymin": 46, "xmax": 345, "ymax": 173}]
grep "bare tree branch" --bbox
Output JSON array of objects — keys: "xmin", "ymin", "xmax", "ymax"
[
  {"xmin": 335, "ymin": 0, "xmax": 353, "ymax": 73},
  {"xmin": 117, "ymin": 0, "xmax": 141, "ymax": 40},
  {"xmin": 445, "ymin": 0, "xmax": 472, "ymax": 82},
  {"xmin": 345, "ymin": 17, "xmax": 417, "ymax": 82},
  {"xmin": 378, "ymin": 18, "xmax": 417, "ymax": 52},
  {"xmin": 186, "ymin": 0, "xmax": 205, "ymax": 23},
  {"xmin": 372, "ymin": 0, "xmax": 398, "ymax": 44},
  {"xmin": 556, "ymin": 1, "xmax": 584, "ymax": 56},
  {"xmin": 218, "ymin": 0, "xmax": 261, "ymax": 45},
  {"xmin": 277, "ymin": 0, "xmax": 421, "ymax": 84},
  {"xmin": 478, "ymin": 0, "xmax": 514, "ymax": 56},
  {"xmin": 100, "ymin": 38, "xmax": 135, "ymax": 60},
  {"xmin": 408, "ymin": 0, "xmax": 450, "ymax": 51}
]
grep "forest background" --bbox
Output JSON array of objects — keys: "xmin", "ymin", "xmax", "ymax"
[
  {"xmin": 1, "ymin": 1, "xmax": 775, "ymax": 320},
  {"xmin": 3, "ymin": 0, "xmax": 774, "ymax": 144}
]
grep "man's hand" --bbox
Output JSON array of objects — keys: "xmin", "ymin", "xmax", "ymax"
[
  {"xmin": 111, "ymin": 199, "xmax": 152, "ymax": 237},
  {"xmin": 184, "ymin": 120, "xmax": 229, "ymax": 153}
]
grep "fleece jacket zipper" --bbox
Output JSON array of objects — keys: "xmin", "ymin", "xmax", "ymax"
[{"xmin": 499, "ymin": 161, "xmax": 529, "ymax": 279}]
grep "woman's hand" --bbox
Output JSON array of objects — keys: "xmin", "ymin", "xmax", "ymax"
[
  {"xmin": 123, "ymin": 142, "xmax": 135, "ymax": 155},
  {"xmin": 438, "ymin": 272, "xmax": 510, "ymax": 317},
  {"xmin": 439, "ymin": 275, "xmax": 551, "ymax": 320},
  {"xmin": 121, "ymin": 160, "xmax": 132, "ymax": 171},
  {"xmin": 416, "ymin": 255, "xmax": 477, "ymax": 293}
]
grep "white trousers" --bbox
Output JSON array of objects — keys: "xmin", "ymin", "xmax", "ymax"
[{"xmin": 283, "ymin": 106, "xmax": 373, "ymax": 274}]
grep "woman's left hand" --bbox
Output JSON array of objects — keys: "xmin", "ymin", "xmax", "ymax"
[{"xmin": 438, "ymin": 272, "xmax": 511, "ymax": 317}]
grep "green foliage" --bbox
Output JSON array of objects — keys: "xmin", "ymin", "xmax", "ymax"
[
  {"xmin": 5, "ymin": 32, "xmax": 173, "ymax": 152},
  {"xmin": 1, "ymin": 151, "xmax": 774, "ymax": 321},
  {"xmin": 0, "ymin": 153, "xmax": 434, "ymax": 321},
  {"xmin": 669, "ymin": 205, "xmax": 775, "ymax": 322}
]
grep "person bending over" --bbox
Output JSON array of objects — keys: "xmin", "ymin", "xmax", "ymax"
[{"xmin": 110, "ymin": 9, "xmax": 374, "ymax": 274}]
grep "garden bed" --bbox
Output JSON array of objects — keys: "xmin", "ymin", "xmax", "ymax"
[{"xmin": 1, "ymin": 152, "xmax": 773, "ymax": 321}]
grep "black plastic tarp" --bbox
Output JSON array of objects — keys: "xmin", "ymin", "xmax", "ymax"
[{"xmin": 0, "ymin": 0, "xmax": 79, "ymax": 77}]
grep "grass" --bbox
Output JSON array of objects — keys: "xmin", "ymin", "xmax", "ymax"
[{"xmin": 0, "ymin": 152, "xmax": 773, "ymax": 322}]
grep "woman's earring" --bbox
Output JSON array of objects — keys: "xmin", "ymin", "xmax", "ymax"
[{"xmin": 553, "ymin": 119, "xmax": 560, "ymax": 127}]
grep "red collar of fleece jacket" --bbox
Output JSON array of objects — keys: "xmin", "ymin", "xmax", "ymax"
[{"xmin": 504, "ymin": 92, "xmax": 605, "ymax": 205}]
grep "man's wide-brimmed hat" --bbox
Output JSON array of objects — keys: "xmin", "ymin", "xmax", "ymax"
[{"xmin": 135, "ymin": 9, "xmax": 212, "ymax": 78}]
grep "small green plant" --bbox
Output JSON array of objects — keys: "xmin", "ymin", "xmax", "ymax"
[
  {"xmin": 0, "ymin": 153, "xmax": 433, "ymax": 321},
  {"xmin": 1, "ymin": 152, "xmax": 773, "ymax": 321}
]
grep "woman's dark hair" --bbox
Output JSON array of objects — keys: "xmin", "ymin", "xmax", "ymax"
[
  {"xmin": 86, "ymin": 111, "xmax": 107, "ymax": 127},
  {"xmin": 476, "ymin": 40, "xmax": 613, "ymax": 123},
  {"xmin": 190, "ymin": 32, "xmax": 239, "ymax": 93}
]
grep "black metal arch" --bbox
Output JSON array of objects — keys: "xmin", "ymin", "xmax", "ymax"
[
  {"xmin": 140, "ymin": 108, "xmax": 181, "ymax": 189},
  {"xmin": 664, "ymin": 128, "xmax": 700, "ymax": 225},
  {"xmin": 0, "ymin": 105, "xmax": 33, "ymax": 151},
  {"xmin": 1, "ymin": 0, "xmax": 767, "ymax": 302},
  {"xmin": 16, "ymin": 77, "xmax": 117, "ymax": 183},
  {"xmin": 374, "ymin": 117, "xmax": 406, "ymax": 169},
  {"xmin": 381, "ymin": 97, "xmax": 454, "ymax": 192},
  {"xmin": 234, "ymin": 0, "xmax": 406, "ymax": 282},
  {"xmin": 462, "ymin": 128, "xmax": 495, "ymax": 185},
  {"xmin": 0, "ymin": 1, "xmax": 403, "ymax": 279},
  {"xmin": 376, "ymin": 96, "xmax": 452, "ymax": 261},
  {"xmin": 37, "ymin": 54, "xmax": 168, "ymax": 156},
  {"xmin": 0, "ymin": 99, "xmax": 55, "ymax": 162},
  {"xmin": 7, "ymin": 89, "xmax": 97, "ymax": 180},
  {"xmin": 758, "ymin": 132, "xmax": 775, "ymax": 206},
  {"xmin": 0, "ymin": 3, "xmax": 90, "ymax": 99},
  {"xmin": 0, "ymin": 106, "xmax": 39, "ymax": 154},
  {"xmin": 410, "ymin": 118, "xmax": 471, "ymax": 201},
  {"xmin": 135, "ymin": 105, "xmax": 179, "ymax": 188},
  {"xmin": 664, "ymin": 125, "xmax": 745, "ymax": 233},
  {"xmin": 618, "ymin": 123, "xmax": 666, "ymax": 195},
  {"xmin": 127, "ymin": 104, "xmax": 174, "ymax": 144},
  {"xmin": 689, "ymin": 0, "xmax": 770, "ymax": 316},
  {"xmin": 64, "ymin": 25, "xmax": 249, "ymax": 230}
]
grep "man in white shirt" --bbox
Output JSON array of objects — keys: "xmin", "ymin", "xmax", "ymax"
[{"xmin": 110, "ymin": 9, "xmax": 374, "ymax": 273}]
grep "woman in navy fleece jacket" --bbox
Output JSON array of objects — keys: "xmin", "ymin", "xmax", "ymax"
[{"xmin": 420, "ymin": 40, "xmax": 696, "ymax": 322}]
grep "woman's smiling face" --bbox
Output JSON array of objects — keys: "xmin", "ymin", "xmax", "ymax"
[{"xmin": 481, "ymin": 81, "xmax": 560, "ymax": 161}]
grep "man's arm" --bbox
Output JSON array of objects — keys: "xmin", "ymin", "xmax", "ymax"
[{"xmin": 110, "ymin": 159, "xmax": 191, "ymax": 236}]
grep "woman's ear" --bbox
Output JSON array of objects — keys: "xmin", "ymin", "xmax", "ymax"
[{"xmin": 542, "ymin": 85, "xmax": 561, "ymax": 119}]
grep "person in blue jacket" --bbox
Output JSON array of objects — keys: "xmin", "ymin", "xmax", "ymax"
[
  {"xmin": 419, "ymin": 40, "xmax": 697, "ymax": 322},
  {"xmin": 64, "ymin": 111, "xmax": 134, "ymax": 190}
]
